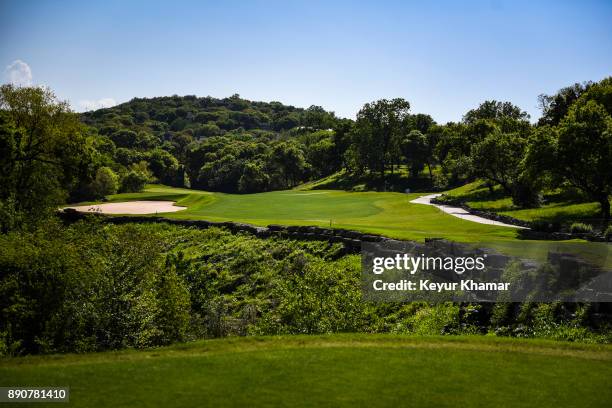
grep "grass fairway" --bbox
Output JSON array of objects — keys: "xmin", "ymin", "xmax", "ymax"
[
  {"xmin": 91, "ymin": 185, "xmax": 612, "ymax": 267},
  {"xmin": 100, "ymin": 185, "xmax": 518, "ymax": 243},
  {"xmin": 1, "ymin": 334, "xmax": 610, "ymax": 407}
]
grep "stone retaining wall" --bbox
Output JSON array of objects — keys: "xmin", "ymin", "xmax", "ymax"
[{"xmin": 59, "ymin": 208, "xmax": 386, "ymax": 253}]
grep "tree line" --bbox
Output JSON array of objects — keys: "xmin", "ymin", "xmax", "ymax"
[{"xmin": 1, "ymin": 76, "xmax": 611, "ymax": 233}]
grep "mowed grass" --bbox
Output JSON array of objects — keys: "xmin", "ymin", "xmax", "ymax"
[
  {"xmin": 80, "ymin": 185, "xmax": 612, "ymax": 266},
  {"xmin": 1, "ymin": 334, "xmax": 610, "ymax": 408},
  {"xmin": 102, "ymin": 185, "xmax": 518, "ymax": 243}
]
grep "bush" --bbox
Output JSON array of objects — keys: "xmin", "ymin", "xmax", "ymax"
[
  {"xmin": 407, "ymin": 303, "xmax": 461, "ymax": 335},
  {"xmin": 604, "ymin": 225, "xmax": 612, "ymax": 241},
  {"xmin": 2, "ymin": 220, "xmax": 609, "ymax": 356},
  {"xmin": 511, "ymin": 179, "xmax": 542, "ymax": 208},
  {"xmin": 120, "ymin": 170, "xmax": 148, "ymax": 193},
  {"xmin": 569, "ymin": 222, "xmax": 593, "ymax": 234},
  {"xmin": 0, "ymin": 221, "xmax": 190, "ymax": 355},
  {"xmin": 530, "ymin": 220, "xmax": 561, "ymax": 232},
  {"xmin": 90, "ymin": 166, "xmax": 119, "ymax": 198},
  {"xmin": 432, "ymin": 173, "xmax": 449, "ymax": 190}
]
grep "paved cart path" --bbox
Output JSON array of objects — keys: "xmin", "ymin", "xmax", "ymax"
[{"xmin": 410, "ymin": 194, "xmax": 527, "ymax": 229}]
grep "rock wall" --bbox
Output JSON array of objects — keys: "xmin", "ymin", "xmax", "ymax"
[
  {"xmin": 58, "ymin": 208, "xmax": 612, "ymax": 301},
  {"xmin": 59, "ymin": 208, "xmax": 386, "ymax": 253}
]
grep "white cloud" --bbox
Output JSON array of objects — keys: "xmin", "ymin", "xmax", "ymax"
[
  {"xmin": 78, "ymin": 98, "xmax": 117, "ymax": 111},
  {"xmin": 4, "ymin": 59, "xmax": 33, "ymax": 86}
]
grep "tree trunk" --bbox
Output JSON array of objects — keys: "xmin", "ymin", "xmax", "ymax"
[
  {"xmin": 499, "ymin": 181, "xmax": 513, "ymax": 196},
  {"xmin": 427, "ymin": 163, "xmax": 433, "ymax": 180},
  {"xmin": 599, "ymin": 196, "xmax": 610, "ymax": 221}
]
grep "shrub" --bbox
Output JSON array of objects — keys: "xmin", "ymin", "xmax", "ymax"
[
  {"xmin": 90, "ymin": 166, "xmax": 119, "ymax": 198},
  {"xmin": 0, "ymin": 221, "xmax": 191, "ymax": 355},
  {"xmin": 120, "ymin": 170, "xmax": 148, "ymax": 193},
  {"xmin": 569, "ymin": 222, "xmax": 593, "ymax": 234},
  {"xmin": 432, "ymin": 173, "xmax": 449, "ymax": 190},
  {"xmin": 2, "ymin": 220, "xmax": 610, "ymax": 355},
  {"xmin": 511, "ymin": 179, "xmax": 542, "ymax": 208},
  {"xmin": 407, "ymin": 303, "xmax": 461, "ymax": 335},
  {"xmin": 604, "ymin": 225, "xmax": 612, "ymax": 241},
  {"xmin": 530, "ymin": 220, "xmax": 561, "ymax": 232}
]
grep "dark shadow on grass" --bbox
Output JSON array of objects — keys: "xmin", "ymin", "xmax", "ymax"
[{"xmin": 310, "ymin": 170, "xmax": 463, "ymax": 193}]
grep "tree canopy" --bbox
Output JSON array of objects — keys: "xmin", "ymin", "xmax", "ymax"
[{"xmin": 0, "ymin": 85, "xmax": 95, "ymax": 230}]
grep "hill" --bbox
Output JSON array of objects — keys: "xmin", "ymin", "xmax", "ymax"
[
  {"xmin": 79, "ymin": 94, "xmax": 346, "ymax": 194},
  {"xmin": 80, "ymin": 94, "xmax": 338, "ymax": 135}
]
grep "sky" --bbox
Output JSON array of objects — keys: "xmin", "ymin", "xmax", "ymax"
[{"xmin": 1, "ymin": 0, "xmax": 611, "ymax": 123}]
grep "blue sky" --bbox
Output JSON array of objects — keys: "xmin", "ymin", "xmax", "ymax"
[{"xmin": 1, "ymin": 0, "xmax": 611, "ymax": 122}]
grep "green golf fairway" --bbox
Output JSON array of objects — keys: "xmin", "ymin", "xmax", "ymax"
[
  {"xmin": 1, "ymin": 335, "xmax": 610, "ymax": 408},
  {"xmin": 89, "ymin": 185, "xmax": 612, "ymax": 266},
  {"xmin": 101, "ymin": 185, "xmax": 518, "ymax": 242}
]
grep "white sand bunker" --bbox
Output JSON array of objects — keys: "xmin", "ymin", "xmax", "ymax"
[{"xmin": 65, "ymin": 201, "xmax": 187, "ymax": 215}]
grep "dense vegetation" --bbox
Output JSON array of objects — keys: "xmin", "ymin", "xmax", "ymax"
[
  {"xmin": 76, "ymin": 78, "xmax": 611, "ymax": 225},
  {"xmin": 80, "ymin": 94, "xmax": 344, "ymax": 193},
  {"xmin": 3, "ymin": 77, "xmax": 610, "ymax": 230},
  {"xmin": 1, "ymin": 80, "xmax": 611, "ymax": 358},
  {"xmin": 1, "ymin": 220, "xmax": 609, "ymax": 356},
  {"xmin": 78, "ymin": 92, "xmax": 445, "ymax": 194}
]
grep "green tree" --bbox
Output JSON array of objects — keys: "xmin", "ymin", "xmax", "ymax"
[
  {"xmin": 331, "ymin": 118, "xmax": 354, "ymax": 169},
  {"xmin": 238, "ymin": 161, "xmax": 270, "ymax": 193},
  {"xmin": 527, "ymin": 78, "xmax": 612, "ymax": 219},
  {"xmin": 423, "ymin": 124, "xmax": 442, "ymax": 179},
  {"xmin": 120, "ymin": 169, "xmax": 149, "ymax": 193},
  {"xmin": 463, "ymin": 100, "xmax": 530, "ymax": 124},
  {"xmin": 301, "ymin": 105, "xmax": 337, "ymax": 130},
  {"xmin": 469, "ymin": 131, "xmax": 540, "ymax": 206},
  {"xmin": 120, "ymin": 160, "xmax": 154, "ymax": 193},
  {"xmin": 148, "ymin": 148, "xmax": 180, "ymax": 185},
  {"xmin": 537, "ymin": 82, "xmax": 592, "ymax": 126},
  {"xmin": 401, "ymin": 130, "xmax": 428, "ymax": 177},
  {"xmin": 110, "ymin": 129, "xmax": 138, "ymax": 148},
  {"xmin": 0, "ymin": 85, "xmax": 93, "ymax": 230},
  {"xmin": 556, "ymin": 100, "xmax": 612, "ymax": 219},
  {"xmin": 271, "ymin": 141, "xmax": 307, "ymax": 188},
  {"xmin": 353, "ymin": 98, "xmax": 411, "ymax": 182},
  {"xmin": 306, "ymin": 137, "xmax": 335, "ymax": 178},
  {"xmin": 411, "ymin": 113, "xmax": 435, "ymax": 134},
  {"xmin": 91, "ymin": 166, "xmax": 119, "ymax": 197}
]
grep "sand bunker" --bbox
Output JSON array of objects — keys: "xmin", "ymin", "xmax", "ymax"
[{"xmin": 65, "ymin": 201, "xmax": 187, "ymax": 215}]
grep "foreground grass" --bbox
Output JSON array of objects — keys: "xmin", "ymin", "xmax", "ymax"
[{"xmin": 1, "ymin": 334, "xmax": 610, "ymax": 408}]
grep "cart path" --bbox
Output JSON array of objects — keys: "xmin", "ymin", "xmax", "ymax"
[{"xmin": 410, "ymin": 194, "xmax": 528, "ymax": 229}]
